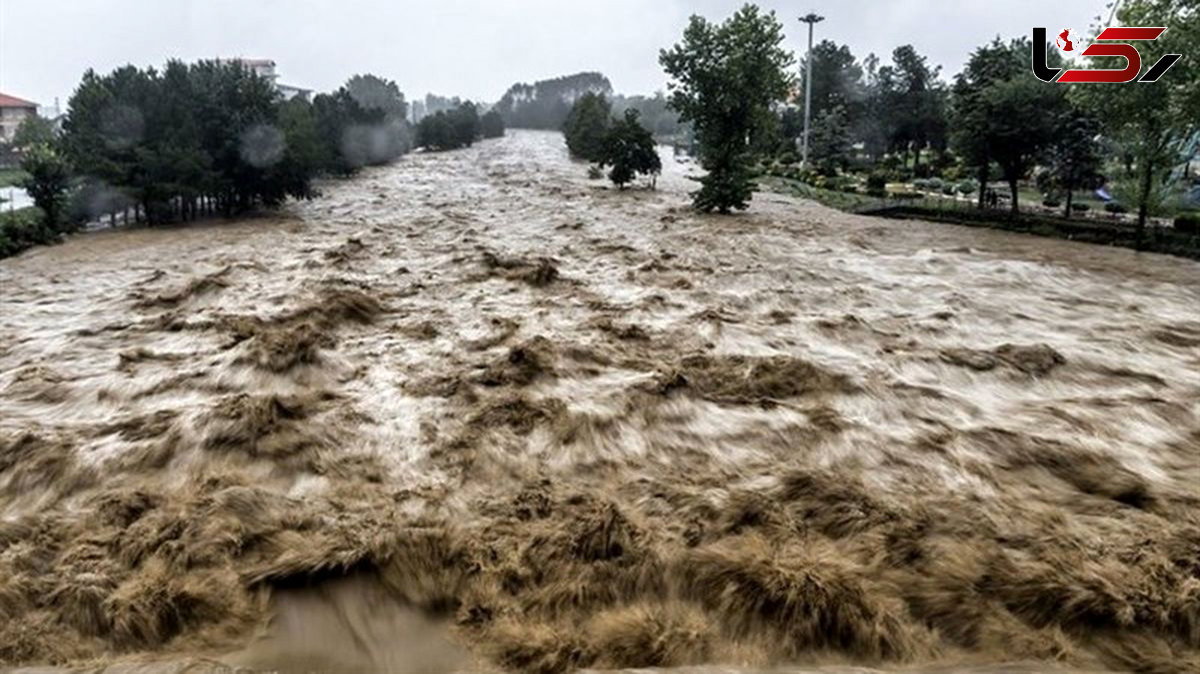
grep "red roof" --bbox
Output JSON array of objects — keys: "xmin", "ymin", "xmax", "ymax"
[{"xmin": 0, "ymin": 92, "xmax": 37, "ymax": 108}]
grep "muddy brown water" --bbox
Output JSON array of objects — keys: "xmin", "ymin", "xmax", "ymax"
[{"xmin": 1, "ymin": 131, "xmax": 1198, "ymax": 673}]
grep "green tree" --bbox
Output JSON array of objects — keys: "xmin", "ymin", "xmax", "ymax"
[
  {"xmin": 1074, "ymin": 0, "xmax": 1197, "ymax": 241},
  {"xmin": 61, "ymin": 59, "xmax": 319, "ymax": 225},
  {"xmin": 799, "ymin": 40, "xmax": 865, "ymax": 130},
  {"xmin": 659, "ymin": 4, "xmax": 794, "ymax": 213},
  {"xmin": 480, "ymin": 110, "xmax": 505, "ymax": 139},
  {"xmin": 451, "ymin": 102, "xmax": 480, "ymax": 147},
  {"xmin": 12, "ymin": 115, "xmax": 56, "ymax": 149},
  {"xmin": 415, "ymin": 112, "xmax": 452, "ymax": 150},
  {"xmin": 562, "ymin": 92, "xmax": 612, "ymax": 161},
  {"xmin": 982, "ymin": 77, "xmax": 1064, "ymax": 213},
  {"xmin": 19, "ymin": 143, "xmax": 72, "ymax": 230},
  {"xmin": 1043, "ymin": 107, "xmax": 1104, "ymax": 218},
  {"xmin": 809, "ymin": 105, "xmax": 852, "ymax": 175},
  {"xmin": 881, "ymin": 45, "xmax": 947, "ymax": 173},
  {"xmin": 415, "ymin": 103, "xmax": 480, "ymax": 151},
  {"xmin": 951, "ymin": 37, "xmax": 1050, "ymax": 208},
  {"xmin": 599, "ymin": 109, "xmax": 662, "ymax": 189},
  {"xmin": 345, "ymin": 74, "xmax": 408, "ymax": 120}
]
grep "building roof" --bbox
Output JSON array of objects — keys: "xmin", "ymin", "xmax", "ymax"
[
  {"xmin": 0, "ymin": 92, "xmax": 38, "ymax": 109},
  {"xmin": 218, "ymin": 58, "xmax": 276, "ymax": 67}
]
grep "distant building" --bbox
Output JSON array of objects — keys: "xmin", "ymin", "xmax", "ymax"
[
  {"xmin": 276, "ymin": 83, "xmax": 312, "ymax": 100},
  {"xmin": 0, "ymin": 92, "xmax": 38, "ymax": 143},
  {"xmin": 218, "ymin": 58, "xmax": 311, "ymax": 100}
]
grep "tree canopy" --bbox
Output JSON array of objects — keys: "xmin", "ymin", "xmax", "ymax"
[
  {"xmin": 60, "ymin": 61, "xmax": 413, "ymax": 225},
  {"xmin": 562, "ymin": 92, "xmax": 612, "ymax": 162},
  {"xmin": 599, "ymin": 109, "xmax": 662, "ymax": 189},
  {"xmin": 416, "ymin": 102, "xmax": 482, "ymax": 151},
  {"xmin": 660, "ymin": 4, "xmax": 794, "ymax": 213}
]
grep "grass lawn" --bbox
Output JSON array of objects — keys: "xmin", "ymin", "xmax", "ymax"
[{"xmin": 761, "ymin": 175, "xmax": 952, "ymax": 212}]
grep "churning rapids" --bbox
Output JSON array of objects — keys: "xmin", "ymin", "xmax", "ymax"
[{"xmin": 1, "ymin": 130, "xmax": 1199, "ymax": 674}]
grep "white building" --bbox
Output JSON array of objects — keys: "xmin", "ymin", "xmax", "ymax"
[
  {"xmin": 0, "ymin": 92, "xmax": 38, "ymax": 143},
  {"xmin": 218, "ymin": 58, "xmax": 311, "ymax": 100}
]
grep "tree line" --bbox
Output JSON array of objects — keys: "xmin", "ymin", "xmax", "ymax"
[
  {"xmin": 651, "ymin": 0, "xmax": 1198, "ymax": 233},
  {"xmin": 415, "ymin": 102, "xmax": 504, "ymax": 151},
  {"xmin": 5, "ymin": 62, "xmax": 506, "ymax": 257}
]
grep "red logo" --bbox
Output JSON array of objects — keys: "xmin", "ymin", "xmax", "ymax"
[
  {"xmin": 1032, "ymin": 26, "xmax": 1182, "ymax": 83},
  {"xmin": 1056, "ymin": 29, "xmax": 1076, "ymax": 52}
]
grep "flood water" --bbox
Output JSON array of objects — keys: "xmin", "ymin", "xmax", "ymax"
[{"xmin": 1, "ymin": 130, "xmax": 1198, "ymax": 673}]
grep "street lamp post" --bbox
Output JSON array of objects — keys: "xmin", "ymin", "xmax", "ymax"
[{"xmin": 799, "ymin": 12, "xmax": 824, "ymax": 168}]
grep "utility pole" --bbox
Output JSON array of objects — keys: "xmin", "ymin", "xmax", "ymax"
[{"xmin": 799, "ymin": 12, "xmax": 824, "ymax": 167}]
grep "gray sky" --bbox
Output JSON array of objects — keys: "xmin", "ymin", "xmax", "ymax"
[{"xmin": 1, "ymin": 0, "xmax": 1108, "ymax": 109}]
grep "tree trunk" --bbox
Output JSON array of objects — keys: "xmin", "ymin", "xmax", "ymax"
[
  {"xmin": 1136, "ymin": 157, "xmax": 1153, "ymax": 249},
  {"xmin": 1064, "ymin": 190, "xmax": 1073, "ymax": 220},
  {"xmin": 1008, "ymin": 177, "xmax": 1019, "ymax": 215},
  {"xmin": 976, "ymin": 165, "xmax": 988, "ymax": 209}
]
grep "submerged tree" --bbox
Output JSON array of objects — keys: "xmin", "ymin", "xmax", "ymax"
[
  {"xmin": 415, "ymin": 102, "xmax": 481, "ymax": 151},
  {"xmin": 480, "ymin": 110, "xmax": 506, "ymax": 139},
  {"xmin": 659, "ymin": 4, "xmax": 794, "ymax": 213},
  {"xmin": 562, "ymin": 92, "xmax": 611, "ymax": 162},
  {"xmin": 599, "ymin": 109, "xmax": 662, "ymax": 189}
]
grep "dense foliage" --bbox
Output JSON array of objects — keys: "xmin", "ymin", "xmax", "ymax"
[
  {"xmin": 60, "ymin": 62, "xmax": 413, "ymax": 225},
  {"xmin": 416, "ymin": 102, "xmax": 483, "ymax": 151},
  {"xmin": 480, "ymin": 110, "xmax": 506, "ymax": 139},
  {"xmin": 599, "ymin": 109, "xmax": 662, "ymax": 188},
  {"xmin": 660, "ymin": 4, "xmax": 794, "ymax": 213},
  {"xmin": 19, "ymin": 143, "xmax": 72, "ymax": 230},
  {"xmin": 562, "ymin": 93, "xmax": 612, "ymax": 162},
  {"xmin": 1071, "ymin": 0, "xmax": 1199, "ymax": 238}
]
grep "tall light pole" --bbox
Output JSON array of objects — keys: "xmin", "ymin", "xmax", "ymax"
[{"xmin": 799, "ymin": 12, "xmax": 824, "ymax": 167}]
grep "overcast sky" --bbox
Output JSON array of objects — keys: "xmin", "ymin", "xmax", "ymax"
[{"xmin": 1, "ymin": 0, "xmax": 1109, "ymax": 109}]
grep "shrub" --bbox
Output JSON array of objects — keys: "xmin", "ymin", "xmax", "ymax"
[
  {"xmin": 890, "ymin": 191, "xmax": 923, "ymax": 200},
  {"xmin": 941, "ymin": 185, "xmax": 956, "ymax": 196},
  {"xmin": 866, "ymin": 172, "xmax": 887, "ymax": 192},
  {"xmin": 826, "ymin": 175, "xmax": 855, "ymax": 192},
  {"xmin": 1071, "ymin": 203, "xmax": 1090, "ymax": 213},
  {"xmin": 866, "ymin": 188, "xmax": 887, "ymax": 198},
  {"xmin": 587, "ymin": 165, "xmax": 604, "ymax": 180},
  {"xmin": 956, "ymin": 179, "xmax": 979, "ymax": 196},
  {"xmin": 1104, "ymin": 202, "xmax": 1128, "ymax": 214},
  {"xmin": 1175, "ymin": 214, "xmax": 1199, "ymax": 234},
  {"xmin": 1042, "ymin": 196, "xmax": 1062, "ymax": 208},
  {"xmin": 0, "ymin": 207, "xmax": 53, "ymax": 259}
]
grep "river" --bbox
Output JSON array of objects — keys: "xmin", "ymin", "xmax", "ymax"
[{"xmin": 1, "ymin": 130, "xmax": 1198, "ymax": 673}]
